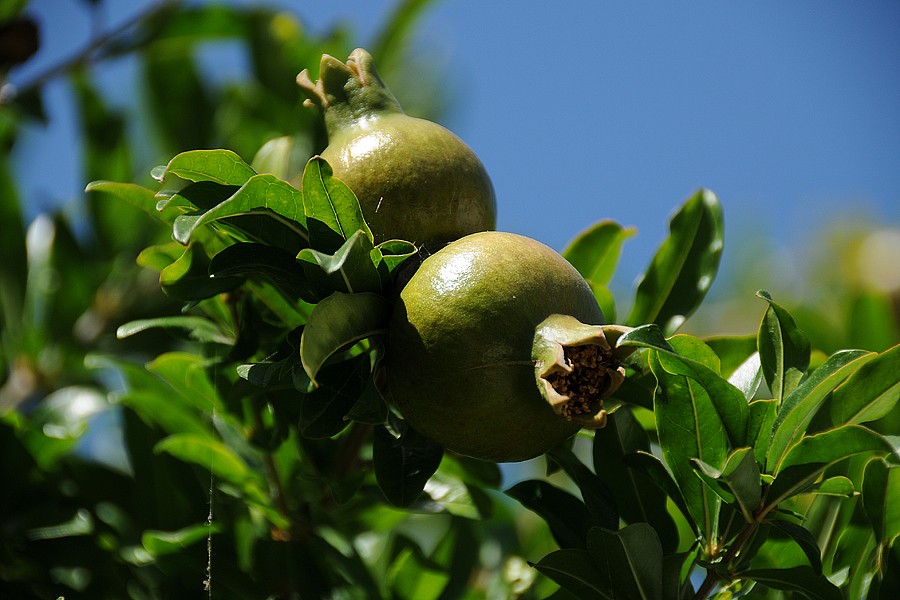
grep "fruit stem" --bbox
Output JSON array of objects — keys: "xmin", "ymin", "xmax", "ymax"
[{"xmin": 296, "ymin": 48, "xmax": 404, "ymax": 136}]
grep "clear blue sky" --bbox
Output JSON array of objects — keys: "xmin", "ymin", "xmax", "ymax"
[{"xmin": 11, "ymin": 0, "xmax": 900, "ymax": 303}]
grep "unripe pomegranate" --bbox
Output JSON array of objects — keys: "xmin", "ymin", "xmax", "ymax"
[
  {"xmin": 386, "ymin": 231, "xmax": 624, "ymax": 462},
  {"xmin": 297, "ymin": 48, "xmax": 497, "ymax": 249}
]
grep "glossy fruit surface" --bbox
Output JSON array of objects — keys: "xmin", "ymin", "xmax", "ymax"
[
  {"xmin": 386, "ymin": 231, "xmax": 605, "ymax": 462},
  {"xmin": 297, "ymin": 49, "xmax": 496, "ymax": 249}
]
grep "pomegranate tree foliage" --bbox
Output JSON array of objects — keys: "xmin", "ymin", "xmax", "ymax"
[{"xmin": 2, "ymin": 2, "xmax": 899, "ymax": 599}]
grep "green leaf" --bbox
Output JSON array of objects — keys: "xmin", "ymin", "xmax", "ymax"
[
  {"xmin": 142, "ymin": 523, "xmax": 221, "ymax": 556},
  {"xmin": 296, "ymin": 230, "xmax": 384, "ymax": 296},
  {"xmin": 164, "ymin": 149, "xmax": 256, "ymax": 185},
  {"xmin": 388, "ymin": 546, "xmax": 450, "ymax": 600},
  {"xmin": 627, "ymin": 189, "xmax": 723, "ymax": 334},
  {"xmin": 728, "ymin": 351, "xmax": 763, "ymax": 401},
  {"xmin": 145, "ymin": 352, "xmax": 223, "ymax": 414},
  {"xmin": 158, "ymin": 242, "xmax": 244, "ymax": 301},
  {"xmin": 692, "ymin": 447, "xmax": 761, "ymax": 522},
  {"xmin": 863, "ymin": 458, "xmax": 900, "ymax": 555},
  {"xmin": 563, "ymin": 220, "xmax": 635, "ymax": 322},
  {"xmin": 592, "ymin": 408, "xmax": 680, "ymax": 553},
  {"xmin": 532, "ymin": 548, "xmax": 610, "ymax": 600},
  {"xmin": 0, "ymin": 159, "xmax": 26, "ymax": 337},
  {"xmin": 505, "ymin": 480, "xmax": 592, "ymax": 549},
  {"xmin": 829, "ymin": 344, "xmax": 900, "ymax": 426},
  {"xmin": 649, "ymin": 348, "xmax": 726, "ymax": 542},
  {"xmin": 655, "ymin": 335, "xmax": 749, "ymax": 448},
  {"xmin": 154, "ymin": 434, "xmax": 256, "ymax": 489},
  {"xmin": 769, "ymin": 520, "xmax": 824, "ymax": 574},
  {"xmin": 756, "ymin": 290, "xmax": 811, "ymax": 404},
  {"xmin": 301, "ymin": 156, "xmax": 373, "ymax": 252},
  {"xmin": 616, "ymin": 323, "xmax": 675, "ymax": 352},
  {"xmin": 779, "ymin": 425, "xmax": 891, "ymax": 472},
  {"xmin": 373, "ymin": 422, "xmax": 443, "ymax": 508},
  {"xmin": 805, "ymin": 476, "xmax": 856, "ymax": 497},
  {"xmin": 748, "ymin": 399, "xmax": 777, "ymax": 466},
  {"xmin": 586, "ymin": 524, "xmax": 664, "ymax": 600},
  {"xmin": 622, "ymin": 450, "xmax": 693, "ymax": 531},
  {"xmin": 299, "ymin": 291, "xmax": 391, "ymax": 385},
  {"xmin": 737, "ymin": 566, "xmax": 841, "ymax": 600},
  {"xmin": 173, "ymin": 173, "xmax": 307, "ymax": 246},
  {"xmin": 116, "ymin": 316, "xmax": 235, "ymax": 346},
  {"xmin": 705, "ymin": 334, "xmax": 758, "ymax": 378},
  {"xmin": 298, "ymin": 355, "xmax": 370, "ymax": 439},
  {"xmin": 209, "ymin": 242, "xmax": 319, "ymax": 303},
  {"xmin": 85, "ymin": 180, "xmax": 175, "ymax": 224},
  {"xmin": 548, "ymin": 446, "xmax": 618, "ymax": 530},
  {"xmin": 768, "ymin": 350, "xmax": 877, "ymax": 473}
]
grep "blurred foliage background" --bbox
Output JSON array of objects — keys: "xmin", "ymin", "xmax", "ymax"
[{"xmin": 1, "ymin": 0, "xmax": 898, "ymax": 598}]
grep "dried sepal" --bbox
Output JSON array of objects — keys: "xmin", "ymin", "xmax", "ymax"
[{"xmin": 532, "ymin": 315, "xmax": 633, "ymax": 429}]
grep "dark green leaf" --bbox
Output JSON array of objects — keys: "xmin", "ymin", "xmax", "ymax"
[
  {"xmin": 779, "ymin": 425, "xmax": 891, "ymax": 472},
  {"xmin": 627, "ymin": 189, "xmax": 723, "ymax": 334},
  {"xmin": 593, "ymin": 408, "xmax": 680, "ymax": 553},
  {"xmin": 769, "ymin": 520, "xmax": 823, "ymax": 574},
  {"xmin": 298, "ymin": 355, "xmax": 369, "ymax": 439},
  {"xmin": 173, "ymin": 173, "xmax": 307, "ymax": 246},
  {"xmin": 116, "ymin": 316, "xmax": 235, "ymax": 346},
  {"xmin": 209, "ymin": 242, "xmax": 318, "ymax": 302},
  {"xmin": 622, "ymin": 450, "xmax": 693, "ymax": 530},
  {"xmin": 301, "ymin": 156, "xmax": 373, "ymax": 252},
  {"xmin": 649, "ymin": 349, "xmax": 726, "ymax": 542},
  {"xmin": 829, "ymin": 344, "xmax": 900, "ymax": 426},
  {"xmin": 548, "ymin": 446, "xmax": 618, "ymax": 530},
  {"xmin": 863, "ymin": 458, "xmax": 900, "ymax": 553},
  {"xmin": 374, "ymin": 423, "xmax": 443, "ymax": 508},
  {"xmin": 738, "ymin": 566, "xmax": 841, "ymax": 600},
  {"xmin": 299, "ymin": 291, "xmax": 390, "ymax": 385},
  {"xmin": 563, "ymin": 220, "xmax": 636, "ymax": 322},
  {"xmin": 0, "ymin": 158, "xmax": 26, "ymax": 333},
  {"xmin": 756, "ymin": 290, "xmax": 811, "ymax": 404},
  {"xmin": 505, "ymin": 480, "xmax": 592, "ymax": 549},
  {"xmin": 159, "ymin": 242, "xmax": 244, "ymax": 301},
  {"xmin": 768, "ymin": 350, "xmax": 877, "ymax": 472},
  {"xmin": 586, "ymin": 524, "xmax": 664, "ymax": 600},
  {"xmin": 532, "ymin": 548, "xmax": 610, "ymax": 600},
  {"xmin": 692, "ymin": 447, "xmax": 761, "ymax": 522},
  {"xmin": 296, "ymin": 230, "xmax": 384, "ymax": 296}
]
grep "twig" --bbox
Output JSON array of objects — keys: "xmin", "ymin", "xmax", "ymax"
[{"xmin": 1, "ymin": 0, "xmax": 180, "ymax": 104}]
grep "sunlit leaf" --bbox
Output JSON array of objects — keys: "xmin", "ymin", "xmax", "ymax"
[
  {"xmin": 649, "ymin": 349, "xmax": 726, "ymax": 542},
  {"xmin": 300, "ymin": 291, "xmax": 390, "ymax": 385},
  {"xmin": 301, "ymin": 156, "xmax": 373, "ymax": 252},
  {"xmin": 173, "ymin": 173, "xmax": 306, "ymax": 246},
  {"xmin": 829, "ymin": 344, "xmax": 900, "ymax": 426},
  {"xmin": 863, "ymin": 458, "xmax": 900, "ymax": 557},
  {"xmin": 692, "ymin": 447, "xmax": 761, "ymax": 522},
  {"xmin": 805, "ymin": 476, "xmax": 856, "ymax": 498},
  {"xmin": 563, "ymin": 220, "xmax": 635, "ymax": 322},
  {"xmin": 142, "ymin": 523, "xmax": 221, "ymax": 556},
  {"xmin": 779, "ymin": 425, "xmax": 891, "ymax": 473},
  {"xmin": 627, "ymin": 189, "xmax": 723, "ymax": 334},
  {"xmin": 729, "ymin": 351, "xmax": 763, "ymax": 401},
  {"xmin": 154, "ymin": 434, "xmax": 254, "ymax": 488},
  {"xmin": 164, "ymin": 149, "xmax": 256, "ymax": 185},
  {"xmin": 756, "ymin": 290, "xmax": 811, "ymax": 404},
  {"xmin": 117, "ymin": 316, "xmax": 235, "ymax": 346},
  {"xmin": 768, "ymin": 350, "xmax": 876, "ymax": 472}
]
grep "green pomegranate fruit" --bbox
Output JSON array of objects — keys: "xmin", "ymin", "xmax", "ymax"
[
  {"xmin": 297, "ymin": 48, "xmax": 496, "ymax": 249},
  {"xmin": 387, "ymin": 231, "xmax": 625, "ymax": 462}
]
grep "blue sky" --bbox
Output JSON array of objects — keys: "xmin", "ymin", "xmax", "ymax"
[{"xmin": 11, "ymin": 1, "xmax": 900, "ymax": 306}]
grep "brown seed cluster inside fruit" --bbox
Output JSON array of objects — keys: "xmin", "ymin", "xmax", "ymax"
[{"xmin": 548, "ymin": 344, "xmax": 620, "ymax": 421}]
